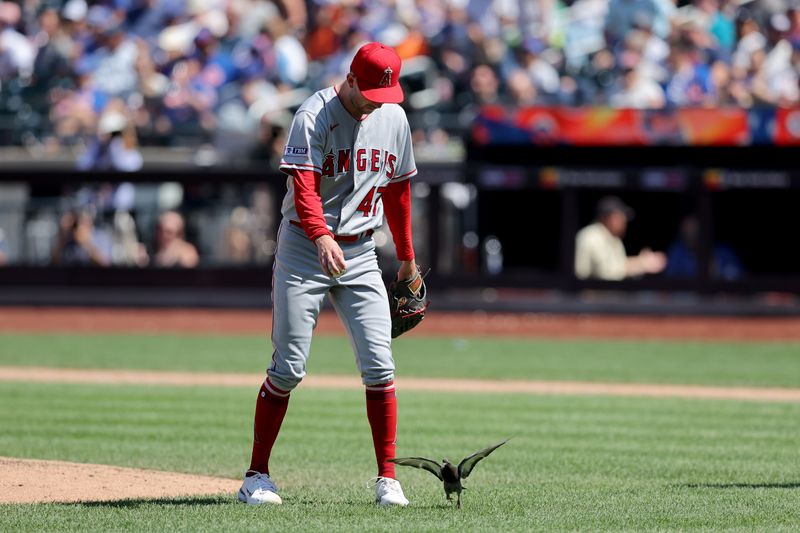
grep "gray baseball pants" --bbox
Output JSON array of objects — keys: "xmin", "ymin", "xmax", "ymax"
[{"xmin": 267, "ymin": 220, "xmax": 395, "ymax": 391}]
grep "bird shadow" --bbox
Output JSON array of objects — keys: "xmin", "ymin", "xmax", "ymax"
[
  {"xmin": 405, "ymin": 501, "xmax": 457, "ymax": 510},
  {"xmin": 680, "ymin": 482, "xmax": 800, "ymax": 489}
]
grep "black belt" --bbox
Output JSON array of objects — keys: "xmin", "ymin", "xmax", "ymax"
[{"xmin": 289, "ymin": 220, "xmax": 374, "ymax": 242}]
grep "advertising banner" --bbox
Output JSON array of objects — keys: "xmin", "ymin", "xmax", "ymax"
[{"xmin": 473, "ymin": 107, "xmax": 800, "ymax": 146}]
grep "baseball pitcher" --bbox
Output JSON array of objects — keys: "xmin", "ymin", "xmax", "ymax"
[{"xmin": 238, "ymin": 42, "xmax": 423, "ymax": 506}]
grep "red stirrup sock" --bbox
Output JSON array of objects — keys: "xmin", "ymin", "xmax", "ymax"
[
  {"xmin": 248, "ymin": 376, "xmax": 291, "ymax": 475},
  {"xmin": 365, "ymin": 381, "xmax": 397, "ymax": 479}
]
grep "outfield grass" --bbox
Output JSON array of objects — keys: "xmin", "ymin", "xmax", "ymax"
[
  {"xmin": 1, "ymin": 332, "xmax": 799, "ymax": 531},
  {"xmin": 1, "ymin": 333, "xmax": 799, "ymax": 387},
  {"xmin": 1, "ymin": 381, "xmax": 799, "ymax": 532}
]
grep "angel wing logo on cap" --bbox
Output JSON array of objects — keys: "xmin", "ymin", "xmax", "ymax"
[{"xmin": 379, "ymin": 66, "xmax": 393, "ymax": 87}]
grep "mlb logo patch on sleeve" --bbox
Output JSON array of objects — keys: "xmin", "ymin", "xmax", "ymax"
[{"xmin": 284, "ymin": 146, "xmax": 308, "ymax": 156}]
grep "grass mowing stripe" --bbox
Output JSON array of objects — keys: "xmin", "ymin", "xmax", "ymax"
[
  {"xmin": 1, "ymin": 333, "xmax": 799, "ymax": 387},
  {"xmin": 1, "ymin": 382, "xmax": 799, "ymax": 531}
]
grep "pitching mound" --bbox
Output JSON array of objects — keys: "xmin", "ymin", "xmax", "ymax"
[{"xmin": 0, "ymin": 457, "xmax": 240, "ymax": 504}]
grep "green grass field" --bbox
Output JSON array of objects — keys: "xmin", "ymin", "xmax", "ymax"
[
  {"xmin": 1, "ymin": 332, "xmax": 799, "ymax": 386},
  {"xmin": 1, "ymin": 332, "xmax": 799, "ymax": 531}
]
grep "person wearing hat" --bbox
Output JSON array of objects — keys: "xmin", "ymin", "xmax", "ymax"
[
  {"xmin": 574, "ymin": 196, "xmax": 666, "ymax": 280},
  {"xmin": 76, "ymin": 105, "xmax": 143, "ymax": 172},
  {"xmin": 238, "ymin": 42, "xmax": 419, "ymax": 507}
]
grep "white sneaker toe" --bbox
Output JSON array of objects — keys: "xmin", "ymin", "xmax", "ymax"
[
  {"xmin": 238, "ymin": 470, "xmax": 282, "ymax": 505},
  {"xmin": 374, "ymin": 476, "xmax": 409, "ymax": 506}
]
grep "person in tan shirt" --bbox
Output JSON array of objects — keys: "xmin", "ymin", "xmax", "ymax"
[{"xmin": 574, "ymin": 196, "xmax": 666, "ymax": 280}]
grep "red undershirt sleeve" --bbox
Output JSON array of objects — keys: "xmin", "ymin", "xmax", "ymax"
[
  {"xmin": 382, "ymin": 179, "xmax": 415, "ymax": 261},
  {"xmin": 291, "ymin": 169, "xmax": 333, "ymax": 242}
]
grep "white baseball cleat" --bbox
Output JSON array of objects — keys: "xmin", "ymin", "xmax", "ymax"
[
  {"xmin": 238, "ymin": 470, "xmax": 282, "ymax": 505},
  {"xmin": 373, "ymin": 476, "xmax": 409, "ymax": 506}
]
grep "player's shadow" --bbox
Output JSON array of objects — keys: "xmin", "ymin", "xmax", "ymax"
[
  {"xmin": 59, "ymin": 496, "xmax": 230, "ymax": 507},
  {"xmin": 68, "ymin": 496, "xmax": 407, "ymax": 508},
  {"xmin": 682, "ymin": 482, "xmax": 800, "ymax": 489}
]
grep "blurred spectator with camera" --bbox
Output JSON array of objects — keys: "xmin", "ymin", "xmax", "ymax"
[
  {"xmin": 575, "ymin": 196, "xmax": 667, "ymax": 280},
  {"xmin": 51, "ymin": 209, "xmax": 111, "ymax": 267},
  {"xmin": 152, "ymin": 210, "xmax": 198, "ymax": 268}
]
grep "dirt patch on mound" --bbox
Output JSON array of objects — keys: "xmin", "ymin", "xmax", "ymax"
[{"xmin": 0, "ymin": 456, "xmax": 239, "ymax": 504}]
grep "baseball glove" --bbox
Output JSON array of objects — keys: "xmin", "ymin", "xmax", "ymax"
[{"xmin": 388, "ymin": 268, "xmax": 430, "ymax": 338}]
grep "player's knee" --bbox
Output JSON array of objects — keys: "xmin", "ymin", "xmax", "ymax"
[
  {"xmin": 362, "ymin": 367, "xmax": 394, "ymax": 386},
  {"xmin": 267, "ymin": 371, "xmax": 303, "ymax": 392}
]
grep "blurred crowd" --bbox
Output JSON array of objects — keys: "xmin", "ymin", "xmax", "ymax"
[
  {"xmin": 0, "ymin": 179, "xmax": 278, "ymax": 268},
  {"xmin": 1, "ymin": 0, "xmax": 799, "ymax": 168}
]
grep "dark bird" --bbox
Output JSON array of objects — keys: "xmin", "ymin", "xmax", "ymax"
[{"xmin": 390, "ymin": 439, "xmax": 508, "ymax": 508}]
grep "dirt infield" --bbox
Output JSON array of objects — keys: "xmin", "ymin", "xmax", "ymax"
[
  {"xmin": 0, "ymin": 456, "xmax": 239, "ymax": 504},
  {"xmin": 2, "ymin": 366, "xmax": 800, "ymax": 403},
  {"xmin": 2, "ymin": 307, "xmax": 800, "ymax": 340}
]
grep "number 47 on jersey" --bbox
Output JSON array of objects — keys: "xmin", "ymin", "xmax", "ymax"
[{"xmin": 357, "ymin": 186, "xmax": 387, "ymax": 217}]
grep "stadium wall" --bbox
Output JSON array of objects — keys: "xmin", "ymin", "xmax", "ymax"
[{"xmin": 1, "ymin": 152, "xmax": 799, "ymax": 315}]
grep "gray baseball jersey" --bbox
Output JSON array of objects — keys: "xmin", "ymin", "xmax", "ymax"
[
  {"xmin": 267, "ymin": 86, "xmax": 416, "ymax": 391},
  {"xmin": 279, "ymin": 86, "xmax": 416, "ymax": 236}
]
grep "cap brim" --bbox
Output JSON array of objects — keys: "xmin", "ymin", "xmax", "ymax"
[{"xmin": 359, "ymin": 83, "xmax": 404, "ymax": 104}]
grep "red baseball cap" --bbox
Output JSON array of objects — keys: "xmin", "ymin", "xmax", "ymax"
[{"xmin": 350, "ymin": 42, "xmax": 404, "ymax": 104}]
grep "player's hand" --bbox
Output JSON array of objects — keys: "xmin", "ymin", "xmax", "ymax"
[
  {"xmin": 397, "ymin": 259, "xmax": 417, "ymax": 281},
  {"xmin": 315, "ymin": 234, "xmax": 347, "ymax": 278}
]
